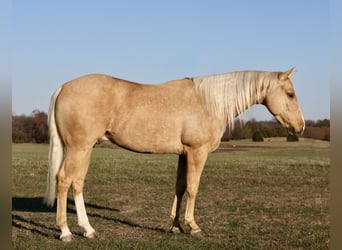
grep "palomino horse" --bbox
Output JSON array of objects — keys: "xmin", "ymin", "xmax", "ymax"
[{"xmin": 44, "ymin": 68, "xmax": 305, "ymax": 241}]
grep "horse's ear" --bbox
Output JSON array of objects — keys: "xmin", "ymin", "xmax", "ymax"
[{"xmin": 278, "ymin": 67, "xmax": 296, "ymax": 80}]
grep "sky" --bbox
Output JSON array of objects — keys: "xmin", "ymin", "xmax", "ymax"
[{"xmin": 12, "ymin": 0, "xmax": 330, "ymax": 121}]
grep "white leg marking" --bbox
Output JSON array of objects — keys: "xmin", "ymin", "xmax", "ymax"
[
  {"xmin": 74, "ymin": 193, "xmax": 96, "ymax": 237},
  {"xmin": 60, "ymin": 226, "xmax": 72, "ymax": 239}
]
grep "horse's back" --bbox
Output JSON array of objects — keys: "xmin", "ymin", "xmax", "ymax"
[{"xmin": 56, "ymin": 74, "xmax": 196, "ymax": 117}]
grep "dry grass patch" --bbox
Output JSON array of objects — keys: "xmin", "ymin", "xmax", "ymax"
[{"xmin": 12, "ymin": 139, "xmax": 329, "ymax": 249}]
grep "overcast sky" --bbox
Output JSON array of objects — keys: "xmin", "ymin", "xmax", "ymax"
[{"xmin": 12, "ymin": 1, "xmax": 329, "ymax": 121}]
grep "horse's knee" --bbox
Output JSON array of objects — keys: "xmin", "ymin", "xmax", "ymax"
[{"xmin": 186, "ymin": 188, "xmax": 198, "ymax": 199}]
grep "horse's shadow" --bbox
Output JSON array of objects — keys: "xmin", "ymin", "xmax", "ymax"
[
  {"xmin": 12, "ymin": 197, "xmax": 167, "ymax": 239},
  {"xmin": 12, "ymin": 197, "xmax": 120, "ymax": 213}
]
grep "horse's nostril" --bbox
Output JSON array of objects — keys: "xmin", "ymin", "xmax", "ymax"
[{"xmin": 296, "ymin": 125, "xmax": 305, "ymax": 136}]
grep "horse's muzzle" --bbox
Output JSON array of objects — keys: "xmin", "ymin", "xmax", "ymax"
[{"xmin": 288, "ymin": 123, "xmax": 305, "ymax": 136}]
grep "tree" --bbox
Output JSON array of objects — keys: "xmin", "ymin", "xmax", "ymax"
[
  {"xmin": 252, "ymin": 130, "xmax": 264, "ymax": 142},
  {"xmin": 315, "ymin": 119, "xmax": 330, "ymax": 127},
  {"xmin": 287, "ymin": 134, "xmax": 299, "ymax": 142},
  {"xmin": 32, "ymin": 110, "xmax": 49, "ymax": 143}
]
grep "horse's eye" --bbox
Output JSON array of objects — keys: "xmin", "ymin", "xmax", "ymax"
[{"xmin": 287, "ymin": 92, "xmax": 295, "ymax": 98}]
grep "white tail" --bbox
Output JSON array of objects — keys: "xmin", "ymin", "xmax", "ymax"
[{"xmin": 44, "ymin": 86, "xmax": 64, "ymax": 207}]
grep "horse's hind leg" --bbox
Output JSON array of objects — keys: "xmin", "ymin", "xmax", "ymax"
[
  {"xmin": 56, "ymin": 146, "xmax": 94, "ymax": 241},
  {"xmin": 72, "ymin": 148, "xmax": 96, "ymax": 238},
  {"xmin": 56, "ymin": 156, "xmax": 73, "ymax": 241}
]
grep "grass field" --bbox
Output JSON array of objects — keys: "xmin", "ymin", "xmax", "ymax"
[{"xmin": 12, "ymin": 138, "xmax": 330, "ymax": 249}]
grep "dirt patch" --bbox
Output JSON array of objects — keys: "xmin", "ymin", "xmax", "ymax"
[{"xmin": 214, "ymin": 145, "xmax": 271, "ymax": 153}]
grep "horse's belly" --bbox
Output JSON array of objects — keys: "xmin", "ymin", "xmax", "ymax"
[
  {"xmin": 110, "ymin": 133, "xmax": 184, "ymax": 154},
  {"xmin": 107, "ymin": 121, "xmax": 184, "ymax": 154}
]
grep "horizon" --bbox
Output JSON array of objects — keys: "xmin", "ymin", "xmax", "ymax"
[{"xmin": 11, "ymin": 109, "xmax": 330, "ymax": 123}]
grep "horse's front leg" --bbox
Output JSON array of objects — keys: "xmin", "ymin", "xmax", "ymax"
[
  {"xmin": 184, "ymin": 148, "xmax": 208, "ymax": 235},
  {"xmin": 170, "ymin": 155, "xmax": 187, "ymax": 233}
]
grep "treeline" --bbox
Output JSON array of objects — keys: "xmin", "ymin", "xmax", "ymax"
[
  {"xmin": 301, "ymin": 119, "xmax": 330, "ymax": 141},
  {"xmin": 223, "ymin": 118, "xmax": 330, "ymax": 141},
  {"xmin": 12, "ymin": 110, "xmax": 49, "ymax": 143},
  {"xmin": 12, "ymin": 111, "xmax": 330, "ymax": 143}
]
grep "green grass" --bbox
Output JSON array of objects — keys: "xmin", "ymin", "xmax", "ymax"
[{"xmin": 12, "ymin": 138, "xmax": 330, "ymax": 249}]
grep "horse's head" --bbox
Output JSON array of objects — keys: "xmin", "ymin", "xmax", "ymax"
[{"xmin": 263, "ymin": 68, "xmax": 305, "ymax": 135}]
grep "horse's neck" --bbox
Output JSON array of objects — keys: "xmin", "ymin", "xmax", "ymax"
[
  {"xmin": 193, "ymin": 71, "xmax": 275, "ymax": 126},
  {"xmin": 230, "ymin": 76, "xmax": 267, "ymax": 121}
]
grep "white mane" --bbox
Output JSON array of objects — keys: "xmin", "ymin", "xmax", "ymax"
[{"xmin": 193, "ymin": 71, "xmax": 278, "ymax": 124}]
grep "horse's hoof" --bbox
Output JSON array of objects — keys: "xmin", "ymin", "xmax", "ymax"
[
  {"xmin": 183, "ymin": 223, "xmax": 202, "ymax": 236},
  {"xmin": 170, "ymin": 226, "xmax": 184, "ymax": 234},
  {"xmin": 60, "ymin": 234, "xmax": 73, "ymax": 242},
  {"xmin": 84, "ymin": 231, "xmax": 97, "ymax": 239},
  {"xmin": 190, "ymin": 228, "xmax": 204, "ymax": 238}
]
